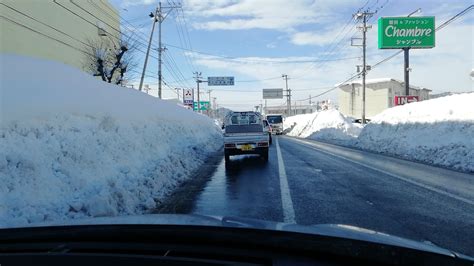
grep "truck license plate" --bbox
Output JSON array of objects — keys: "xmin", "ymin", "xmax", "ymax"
[{"xmin": 241, "ymin": 144, "xmax": 253, "ymax": 151}]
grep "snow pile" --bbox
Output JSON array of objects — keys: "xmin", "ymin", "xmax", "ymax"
[
  {"xmin": 283, "ymin": 113, "xmax": 314, "ymax": 136},
  {"xmin": 285, "ymin": 110, "xmax": 362, "ymax": 144},
  {"xmin": 356, "ymin": 93, "xmax": 474, "ymax": 172},
  {"xmin": 0, "ymin": 54, "xmax": 222, "ymax": 227}
]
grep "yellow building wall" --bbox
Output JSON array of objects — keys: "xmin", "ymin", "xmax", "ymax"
[{"xmin": 0, "ymin": 0, "xmax": 119, "ymax": 71}]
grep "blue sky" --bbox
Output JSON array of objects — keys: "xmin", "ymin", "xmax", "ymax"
[{"xmin": 109, "ymin": 0, "xmax": 473, "ymax": 110}]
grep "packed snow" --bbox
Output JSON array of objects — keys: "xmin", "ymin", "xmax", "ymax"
[
  {"xmin": 356, "ymin": 93, "xmax": 474, "ymax": 173},
  {"xmin": 284, "ymin": 109, "xmax": 362, "ymax": 144},
  {"xmin": 0, "ymin": 54, "xmax": 222, "ymax": 227},
  {"xmin": 284, "ymin": 94, "xmax": 474, "ymax": 173}
]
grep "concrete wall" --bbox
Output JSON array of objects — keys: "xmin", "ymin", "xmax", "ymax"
[{"xmin": 0, "ymin": 0, "xmax": 119, "ymax": 71}]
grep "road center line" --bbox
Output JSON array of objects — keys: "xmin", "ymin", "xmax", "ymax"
[
  {"xmin": 275, "ymin": 137, "xmax": 296, "ymax": 223},
  {"xmin": 290, "ymin": 138, "xmax": 474, "ymax": 206}
]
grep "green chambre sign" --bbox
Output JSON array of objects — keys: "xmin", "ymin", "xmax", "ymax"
[{"xmin": 378, "ymin": 16, "xmax": 435, "ymax": 49}]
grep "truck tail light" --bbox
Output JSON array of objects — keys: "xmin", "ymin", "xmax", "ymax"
[
  {"xmin": 225, "ymin": 143, "xmax": 236, "ymax": 148},
  {"xmin": 257, "ymin": 142, "xmax": 268, "ymax": 147}
]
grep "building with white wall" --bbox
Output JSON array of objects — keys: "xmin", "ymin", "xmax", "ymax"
[
  {"xmin": 0, "ymin": 0, "xmax": 119, "ymax": 71},
  {"xmin": 338, "ymin": 78, "xmax": 431, "ymax": 119},
  {"xmin": 265, "ymin": 104, "xmax": 317, "ymax": 116}
]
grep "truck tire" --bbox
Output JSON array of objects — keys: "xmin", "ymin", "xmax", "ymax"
[{"xmin": 261, "ymin": 148, "xmax": 269, "ymax": 162}]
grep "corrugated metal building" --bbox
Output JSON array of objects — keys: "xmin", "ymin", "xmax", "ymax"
[{"xmin": 338, "ymin": 78, "xmax": 431, "ymax": 119}]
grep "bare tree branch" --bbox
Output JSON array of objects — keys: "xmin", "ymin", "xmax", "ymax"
[{"xmin": 82, "ymin": 35, "xmax": 137, "ymax": 85}]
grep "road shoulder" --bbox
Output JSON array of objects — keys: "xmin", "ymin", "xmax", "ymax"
[{"xmin": 283, "ymin": 136, "xmax": 474, "ymax": 206}]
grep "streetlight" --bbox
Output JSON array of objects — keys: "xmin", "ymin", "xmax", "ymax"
[{"xmin": 408, "ymin": 8, "xmax": 422, "ymax": 17}]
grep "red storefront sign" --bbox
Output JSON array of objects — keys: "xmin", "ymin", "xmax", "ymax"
[{"xmin": 394, "ymin": 96, "xmax": 419, "ymax": 106}]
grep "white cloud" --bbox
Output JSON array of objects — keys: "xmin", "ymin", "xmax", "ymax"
[
  {"xmin": 266, "ymin": 42, "xmax": 277, "ymax": 48},
  {"xmin": 290, "ymin": 29, "xmax": 345, "ymax": 46},
  {"xmin": 184, "ymin": 0, "xmax": 354, "ymax": 31},
  {"xmin": 189, "ymin": 52, "xmax": 358, "ymax": 108},
  {"xmin": 124, "ymin": 0, "xmax": 474, "ymax": 110},
  {"xmin": 188, "ymin": 19, "xmax": 473, "ymax": 110},
  {"xmin": 120, "ymin": 0, "xmax": 157, "ymax": 8}
]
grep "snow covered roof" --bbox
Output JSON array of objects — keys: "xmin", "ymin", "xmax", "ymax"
[{"xmin": 337, "ymin": 78, "xmax": 431, "ymax": 91}]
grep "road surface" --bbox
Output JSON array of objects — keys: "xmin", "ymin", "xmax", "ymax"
[{"xmin": 156, "ymin": 136, "xmax": 474, "ymax": 256}]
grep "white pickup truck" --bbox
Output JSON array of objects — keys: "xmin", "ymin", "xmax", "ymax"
[{"xmin": 223, "ymin": 111, "xmax": 270, "ymax": 162}]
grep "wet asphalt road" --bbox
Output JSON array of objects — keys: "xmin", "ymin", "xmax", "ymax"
[{"xmin": 159, "ymin": 136, "xmax": 474, "ymax": 256}]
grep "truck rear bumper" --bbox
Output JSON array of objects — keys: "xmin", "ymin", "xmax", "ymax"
[
  {"xmin": 225, "ymin": 147, "xmax": 268, "ymax": 156},
  {"xmin": 223, "ymin": 133, "xmax": 269, "ymax": 156}
]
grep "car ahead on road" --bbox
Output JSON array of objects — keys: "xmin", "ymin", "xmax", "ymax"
[
  {"xmin": 266, "ymin": 114, "xmax": 284, "ymax": 135},
  {"xmin": 223, "ymin": 111, "xmax": 269, "ymax": 162},
  {"xmin": 263, "ymin": 119, "xmax": 273, "ymax": 145}
]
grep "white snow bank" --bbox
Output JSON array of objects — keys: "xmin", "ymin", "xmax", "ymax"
[
  {"xmin": 284, "ymin": 110, "xmax": 362, "ymax": 144},
  {"xmin": 356, "ymin": 93, "xmax": 474, "ymax": 172},
  {"xmin": 0, "ymin": 54, "xmax": 222, "ymax": 227},
  {"xmin": 283, "ymin": 113, "xmax": 314, "ymax": 137}
]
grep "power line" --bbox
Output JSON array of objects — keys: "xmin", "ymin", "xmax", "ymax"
[
  {"xmin": 96, "ymin": 0, "xmax": 157, "ymax": 48},
  {"xmin": 177, "ymin": 6, "xmax": 199, "ymax": 71},
  {"xmin": 290, "ymin": 16, "xmax": 358, "ymax": 79},
  {"xmin": 165, "ymin": 43, "xmax": 361, "ymax": 64},
  {"xmin": 236, "ymin": 76, "xmax": 282, "ymax": 83},
  {"xmin": 0, "ymin": 14, "xmax": 93, "ymax": 56},
  {"xmin": 52, "ymin": 0, "xmax": 158, "ymax": 61},
  {"xmin": 171, "ymin": 6, "xmax": 196, "ymax": 74},
  {"xmin": 162, "ymin": 79, "xmax": 181, "ymax": 96},
  {"xmin": 163, "ymin": 59, "xmax": 190, "ymax": 89},
  {"xmin": 294, "ymin": 4, "xmax": 474, "ymax": 103},
  {"xmin": 0, "ymin": 7, "xmax": 156, "ymax": 82},
  {"xmin": 291, "ymin": 0, "xmax": 390, "ymax": 80},
  {"xmin": 64, "ymin": 0, "xmax": 187, "ymax": 96},
  {"xmin": 289, "ymin": 0, "xmax": 384, "ymax": 79},
  {"xmin": 91, "ymin": 0, "xmax": 156, "ymax": 48},
  {"xmin": 69, "ymin": 0, "xmax": 149, "ymax": 50},
  {"xmin": 372, "ymin": 4, "xmax": 473, "ymax": 70},
  {"xmin": 163, "ymin": 51, "xmax": 194, "ymax": 87},
  {"xmin": 0, "ymin": 3, "xmax": 92, "ymax": 49}
]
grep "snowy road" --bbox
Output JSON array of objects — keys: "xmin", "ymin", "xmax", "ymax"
[{"xmin": 156, "ymin": 136, "xmax": 474, "ymax": 256}]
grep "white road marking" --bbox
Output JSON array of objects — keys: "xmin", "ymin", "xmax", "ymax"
[
  {"xmin": 275, "ymin": 137, "xmax": 296, "ymax": 223},
  {"xmin": 290, "ymin": 138, "xmax": 474, "ymax": 206}
]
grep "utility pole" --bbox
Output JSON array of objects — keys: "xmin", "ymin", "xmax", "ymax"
[
  {"xmin": 207, "ymin": 89, "xmax": 212, "ymax": 102},
  {"xmin": 157, "ymin": 2, "xmax": 163, "ymax": 99},
  {"xmin": 403, "ymin": 47, "xmax": 409, "ymax": 96},
  {"xmin": 175, "ymin": 88, "xmax": 181, "ymax": 101},
  {"xmin": 139, "ymin": 2, "xmax": 180, "ymax": 97},
  {"xmin": 143, "ymin": 84, "xmax": 151, "ymax": 94},
  {"xmin": 207, "ymin": 89, "xmax": 212, "ymax": 116},
  {"xmin": 139, "ymin": 9, "xmax": 158, "ymax": 91},
  {"xmin": 212, "ymin": 97, "xmax": 217, "ymax": 112},
  {"xmin": 309, "ymin": 95, "xmax": 312, "ymax": 105},
  {"xmin": 354, "ymin": 10, "xmax": 374, "ymax": 124},
  {"xmin": 282, "ymin": 74, "xmax": 291, "ymax": 116},
  {"xmin": 193, "ymin": 72, "xmax": 205, "ymax": 113},
  {"xmin": 404, "ymin": 8, "xmax": 422, "ymax": 96},
  {"xmin": 264, "ymin": 100, "xmax": 267, "ymax": 115}
]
